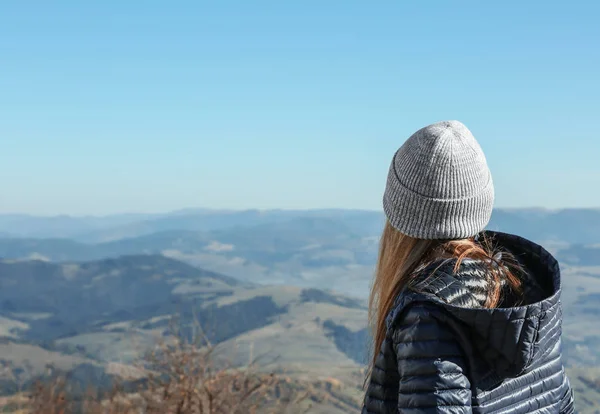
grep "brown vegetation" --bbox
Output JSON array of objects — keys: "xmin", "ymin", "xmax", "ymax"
[{"xmin": 1, "ymin": 322, "xmax": 317, "ymax": 414}]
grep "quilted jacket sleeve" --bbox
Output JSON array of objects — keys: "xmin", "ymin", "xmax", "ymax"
[{"xmin": 392, "ymin": 303, "xmax": 472, "ymax": 413}]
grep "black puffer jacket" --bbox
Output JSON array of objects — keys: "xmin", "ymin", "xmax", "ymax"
[{"xmin": 362, "ymin": 231, "xmax": 574, "ymax": 413}]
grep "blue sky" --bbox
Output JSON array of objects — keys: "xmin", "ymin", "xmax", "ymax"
[{"xmin": 1, "ymin": 1, "xmax": 599, "ymax": 215}]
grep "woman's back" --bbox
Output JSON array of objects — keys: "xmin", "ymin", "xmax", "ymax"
[{"xmin": 363, "ymin": 231, "xmax": 574, "ymax": 413}]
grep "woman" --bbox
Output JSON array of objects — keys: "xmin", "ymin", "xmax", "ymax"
[{"xmin": 362, "ymin": 121, "xmax": 574, "ymax": 413}]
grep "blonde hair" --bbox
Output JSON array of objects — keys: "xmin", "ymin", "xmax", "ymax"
[{"xmin": 366, "ymin": 221, "xmax": 523, "ymax": 382}]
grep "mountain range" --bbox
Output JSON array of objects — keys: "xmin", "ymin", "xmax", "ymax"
[
  {"xmin": 1, "ymin": 209, "xmax": 599, "ymax": 299},
  {"xmin": 2, "ymin": 208, "xmax": 600, "ymax": 244}
]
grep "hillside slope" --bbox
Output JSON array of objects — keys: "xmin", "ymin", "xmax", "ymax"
[{"xmin": 0, "ymin": 256, "xmax": 367, "ymax": 393}]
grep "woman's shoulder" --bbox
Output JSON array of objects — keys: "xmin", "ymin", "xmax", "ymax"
[
  {"xmin": 385, "ymin": 258, "xmax": 489, "ymax": 330},
  {"xmin": 411, "ymin": 258, "xmax": 490, "ymax": 306}
]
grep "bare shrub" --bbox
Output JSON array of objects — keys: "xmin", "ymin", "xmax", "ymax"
[{"xmin": 7, "ymin": 318, "xmax": 313, "ymax": 414}]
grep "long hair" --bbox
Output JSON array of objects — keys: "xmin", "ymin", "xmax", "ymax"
[{"xmin": 366, "ymin": 220, "xmax": 523, "ymax": 382}]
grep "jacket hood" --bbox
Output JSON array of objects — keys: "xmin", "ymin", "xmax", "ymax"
[{"xmin": 389, "ymin": 231, "xmax": 563, "ymax": 386}]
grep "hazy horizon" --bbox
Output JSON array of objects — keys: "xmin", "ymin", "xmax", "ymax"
[{"xmin": 1, "ymin": 205, "xmax": 599, "ymax": 219}]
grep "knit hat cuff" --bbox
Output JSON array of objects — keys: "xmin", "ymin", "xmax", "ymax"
[{"xmin": 383, "ymin": 172, "xmax": 494, "ymax": 240}]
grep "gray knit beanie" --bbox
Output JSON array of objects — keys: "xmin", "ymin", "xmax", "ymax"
[{"xmin": 383, "ymin": 120, "xmax": 494, "ymax": 240}]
